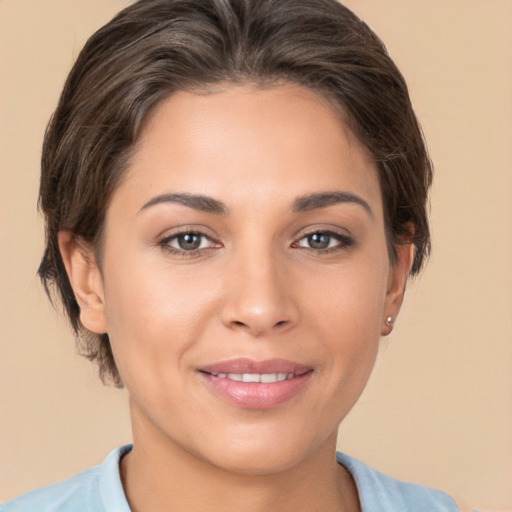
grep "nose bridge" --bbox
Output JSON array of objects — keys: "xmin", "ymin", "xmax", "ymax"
[{"xmin": 221, "ymin": 240, "xmax": 297, "ymax": 335}]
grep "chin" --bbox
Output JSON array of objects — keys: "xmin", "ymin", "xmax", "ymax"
[
  {"xmin": 195, "ymin": 424, "xmax": 331, "ymax": 476},
  {"xmin": 208, "ymin": 448, "xmax": 307, "ymax": 476}
]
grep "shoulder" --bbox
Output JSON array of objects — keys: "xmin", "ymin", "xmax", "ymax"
[
  {"xmin": 0, "ymin": 446, "xmax": 132, "ymax": 512},
  {"xmin": 336, "ymin": 452, "xmax": 460, "ymax": 512},
  {"xmin": 0, "ymin": 466, "xmax": 102, "ymax": 512}
]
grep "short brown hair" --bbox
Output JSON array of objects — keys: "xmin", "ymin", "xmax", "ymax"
[{"xmin": 38, "ymin": 0, "xmax": 432, "ymax": 386}]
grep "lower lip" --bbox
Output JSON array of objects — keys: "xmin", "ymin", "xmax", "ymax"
[{"xmin": 199, "ymin": 372, "xmax": 313, "ymax": 410}]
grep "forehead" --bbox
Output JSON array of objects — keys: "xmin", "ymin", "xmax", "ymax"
[{"xmin": 116, "ymin": 84, "xmax": 381, "ymax": 216}]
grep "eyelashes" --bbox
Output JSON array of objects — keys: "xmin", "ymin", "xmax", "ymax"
[
  {"xmin": 158, "ymin": 230, "xmax": 219, "ymax": 256},
  {"xmin": 292, "ymin": 230, "xmax": 353, "ymax": 252},
  {"xmin": 157, "ymin": 228, "xmax": 354, "ymax": 258}
]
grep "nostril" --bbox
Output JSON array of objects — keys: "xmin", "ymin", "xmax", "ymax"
[{"xmin": 229, "ymin": 319, "xmax": 288, "ymax": 331}]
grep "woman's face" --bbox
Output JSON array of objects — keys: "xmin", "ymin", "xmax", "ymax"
[{"xmin": 72, "ymin": 84, "xmax": 411, "ymax": 474}]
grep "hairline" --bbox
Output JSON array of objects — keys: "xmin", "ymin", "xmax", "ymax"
[{"xmin": 89, "ymin": 79, "xmax": 387, "ymax": 272}]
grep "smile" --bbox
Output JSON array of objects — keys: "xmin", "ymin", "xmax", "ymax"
[
  {"xmin": 207, "ymin": 372, "xmax": 296, "ymax": 383},
  {"xmin": 198, "ymin": 359, "xmax": 313, "ymax": 409}
]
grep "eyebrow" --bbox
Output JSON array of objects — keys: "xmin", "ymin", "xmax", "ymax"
[
  {"xmin": 292, "ymin": 191, "xmax": 373, "ymax": 217},
  {"xmin": 138, "ymin": 190, "xmax": 372, "ymax": 217},
  {"xmin": 139, "ymin": 193, "xmax": 228, "ymax": 215}
]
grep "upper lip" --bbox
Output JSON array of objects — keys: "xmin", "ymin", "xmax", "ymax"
[{"xmin": 199, "ymin": 358, "xmax": 312, "ymax": 376}]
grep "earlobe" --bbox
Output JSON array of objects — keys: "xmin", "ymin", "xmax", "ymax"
[
  {"xmin": 381, "ymin": 240, "xmax": 415, "ymax": 336},
  {"xmin": 57, "ymin": 231, "xmax": 107, "ymax": 334}
]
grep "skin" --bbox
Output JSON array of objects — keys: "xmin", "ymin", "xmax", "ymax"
[{"xmin": 59, "ymin": 84, "xmax": 413, "ymax": 512}]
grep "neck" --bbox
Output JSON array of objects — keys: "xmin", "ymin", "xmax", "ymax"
[{"xmin": 121, "ymin": 404, "xmax": 359, "ymax": 512}]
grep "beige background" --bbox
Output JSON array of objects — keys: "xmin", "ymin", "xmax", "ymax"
[{"xmin": 1, "ymin": 0, "xmax": 511, "ymax": 509}]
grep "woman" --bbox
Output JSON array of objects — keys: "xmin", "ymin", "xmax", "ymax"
[{"xmin": 1, "ymin": 0, "xmax": 471, "ymax": 510}]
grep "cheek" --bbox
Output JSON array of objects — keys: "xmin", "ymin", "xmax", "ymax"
[
  {"xmin": 301, "ymin": 250, "xmax": 388, "ymax": 384},
  {"xmin": 302, "ymin": 250, "xmax": 389, "ymax": 330},
  {"xmin": 103, "ymin": 266, "xmax": 158, "ymax": 346},
  {"xmin": 100, "ymin": 250, "xmax": 219, "ymax": 379}
]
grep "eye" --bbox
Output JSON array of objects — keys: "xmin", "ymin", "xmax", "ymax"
[
  {"xmin": 295, "ymin": 230, "xmax": 352, "ymax": 251},
  {"xmin": 159, "ymin": 230, "xmax": 217, "ymax": 254}
]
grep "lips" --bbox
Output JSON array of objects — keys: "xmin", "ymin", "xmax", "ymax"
[{"xmin": 198, "ymin": 358, "xmax": 313, "ymax": 410}]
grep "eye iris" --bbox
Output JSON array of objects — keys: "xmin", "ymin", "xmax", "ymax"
[
  {"xmin": 178, "ymin": 233, "xmax": 201, "ymax": 250},
  {"xmin": 308, "ymin": 232, "xmax": 330, "ymax": 249}
]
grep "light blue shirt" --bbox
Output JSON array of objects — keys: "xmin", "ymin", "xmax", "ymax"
[{"xmin": 1, "ymin": 445, "xmax": 460, "ymax": 511}]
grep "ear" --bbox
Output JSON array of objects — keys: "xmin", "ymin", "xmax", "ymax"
[
  {"xmin": 381, "ymin": 236, "xmax": 415, "ymax": 337},
  {"xmin": 58, "ymin": 231, "xmax": 107, "ymax": 334}
]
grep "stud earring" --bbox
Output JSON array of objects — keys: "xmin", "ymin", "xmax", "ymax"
[{"xmin": 385, "ymin": 316, "xmax": 394, "ymax": 326}]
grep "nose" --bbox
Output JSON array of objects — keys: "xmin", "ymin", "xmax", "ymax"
[{"xmin": 220, "ymin": 247, "xmax": 299, "ymax": 336}]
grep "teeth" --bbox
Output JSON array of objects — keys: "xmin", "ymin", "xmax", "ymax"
[
  {"xmin": 242, "ymin": 373, "xmax": 260, "ymax": 383},
  {"xmin": 213, "ymin": 372, "xmax": 296, "ymax": 383}
]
